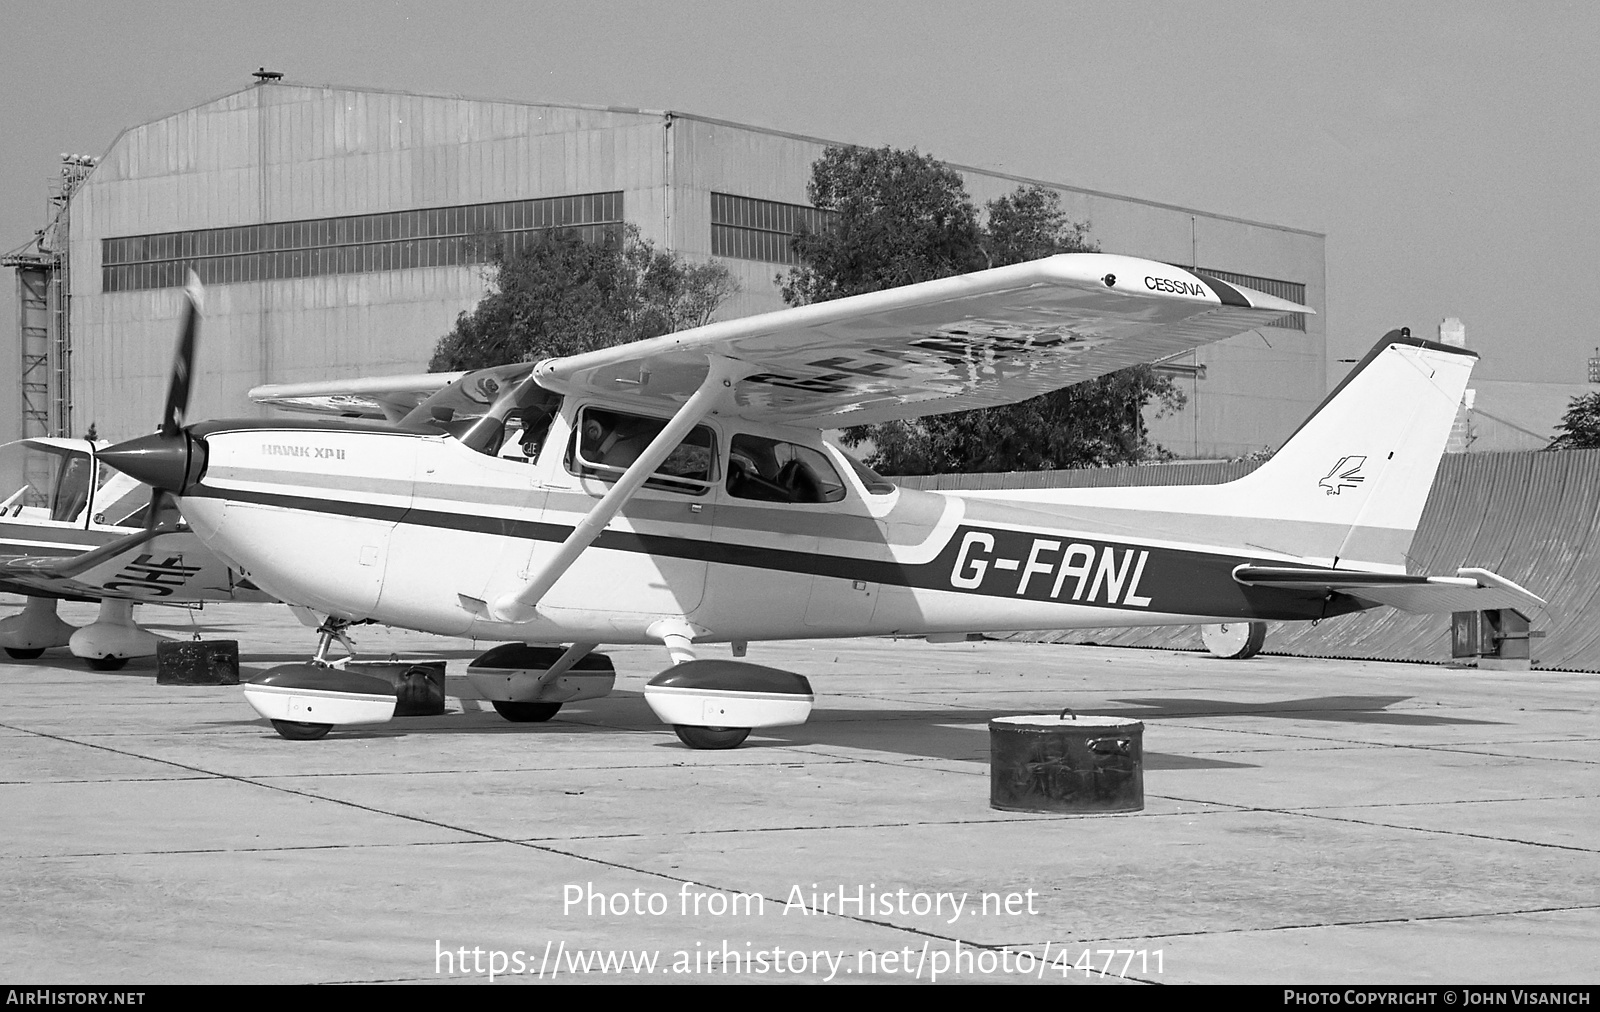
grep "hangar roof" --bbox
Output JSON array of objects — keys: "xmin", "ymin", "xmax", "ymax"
[{"xmin": 96, "ymin": 80, "xmax": 1324, "ymax": 238}]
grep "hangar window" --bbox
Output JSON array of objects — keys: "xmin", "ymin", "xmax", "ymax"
[
  {"xmin": 100, "ymin": 191, "xmax": 625, "ymax": 292},
  {"xmin": 1196, "ymin": 268, "xmax": 1308, "ymax": 332},
  {"xmin": 710, "ymin": 193, "xmax": 834, "ymax": 265}
]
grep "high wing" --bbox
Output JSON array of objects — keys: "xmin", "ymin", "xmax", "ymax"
[
  {"xmin": 249, "ymin": 372, "xmax": 464, "ymax": 422},
  {"xmin": 532, "ymin": 253, "xmax": 1312, "ymax": 426}
]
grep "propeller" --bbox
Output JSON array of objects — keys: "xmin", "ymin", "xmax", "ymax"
[
  {"xmin": 98, "ymin": 272, "xmax": 207, "ymax": 530},
  {"xmin": 160, "ymin": 272, "xmax": 203, "ymax": 438}
]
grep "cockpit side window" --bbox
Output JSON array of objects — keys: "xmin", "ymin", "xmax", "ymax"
[
  {"xmin": 726, "ymin": 434, "xmax": 847, "ymax": 504},
  {"xmin": 565, "ymin": 406, "xmax": 717, "ymax": 495}
]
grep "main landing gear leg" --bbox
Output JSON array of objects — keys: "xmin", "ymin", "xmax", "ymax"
[
  {"xmin": 1, "ymin": 597, "xmax": 78, "ymax": 659},
  {"xmin": 648, "ymin": 618, "xmax": 752, "ymax": 751},
  {"xmin": 466, "ymin": 642, "xmax": 616, "ymax": 723},
  {"xmin": 69, "ymin": 599, "xmax": 163, "ymax": 670}
]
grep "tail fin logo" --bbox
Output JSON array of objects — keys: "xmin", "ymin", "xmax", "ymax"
[{"xmin": 1320, "ymin": 455, "xmax": 1367, "ymax": 495}]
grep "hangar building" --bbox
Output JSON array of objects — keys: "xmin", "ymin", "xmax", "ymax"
[{"xmin": 7, "ymin": 77, "xmax": 1326, "ymax": 459}]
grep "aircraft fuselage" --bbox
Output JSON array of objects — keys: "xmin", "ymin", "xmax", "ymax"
[{"xmin": 173, "ymin": 403, "xmax": 1352, "ymax": 647}]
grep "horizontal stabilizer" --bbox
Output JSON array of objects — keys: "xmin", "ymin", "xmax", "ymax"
[{"xmin": 1234, "ymin": 565, "xmax": 1546, "ymax": 616}]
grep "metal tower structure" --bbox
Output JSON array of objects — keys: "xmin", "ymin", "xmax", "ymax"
[{"xmin": 3, "ymin": 153, "xmax": 95, "ymax": 504}]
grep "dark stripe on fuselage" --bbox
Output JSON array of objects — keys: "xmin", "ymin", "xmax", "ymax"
[{"xmin": 187, "ymin": 482, "xmax": 1355, "ymax": 621}]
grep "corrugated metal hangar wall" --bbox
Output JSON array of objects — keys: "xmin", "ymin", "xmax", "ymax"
[
  {"xmin": 42, "ymin": 80, "xmax": 1323, "ymax": 456},
  {"xmin": 902, "ymin": 449, "xmax": 1600, "ymax": 672}
]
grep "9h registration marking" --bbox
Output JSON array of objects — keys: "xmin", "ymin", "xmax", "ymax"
[{"xmin": 948, "ymin": 529, "xmax": 1152, "ymax": 608}]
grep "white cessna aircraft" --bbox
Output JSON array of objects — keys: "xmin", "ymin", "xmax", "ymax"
[
  {"xmin": 99, "ymin": 254, "xmax": 1541, "ymax": 746},
  {"xmin": 0, "ymin": 436, "xmax": 267, "ymax": 666}
]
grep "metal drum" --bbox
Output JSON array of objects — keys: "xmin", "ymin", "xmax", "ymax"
[
  {"xmin": 345, "ymin": 660, "xmax": 447, "ymax": 717},
  {"xmin": 989, "ymin": 712, "xmax": 1144, "ymax": 814}
]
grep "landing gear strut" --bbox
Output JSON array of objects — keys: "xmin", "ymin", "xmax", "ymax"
[{"xmin": 311, "ymin": 617, "xmax": 358, "ymax": 665}]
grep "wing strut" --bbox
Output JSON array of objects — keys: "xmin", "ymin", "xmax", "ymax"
[{"xmin": 487, "ymin": 356, "xmax": 741, "ymax": 624}]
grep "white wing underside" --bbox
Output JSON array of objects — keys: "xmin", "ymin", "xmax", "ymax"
[
  {"xmin": 535, "ymin": 253, "xmax": 1310, "ymax": 426},
  {"xmin": 249, "ymin": 254, "xmax": 1311, "ymax": 427},
  {"xmin": 250, "ymin": 372, "xmax": 464, "ymax": 421}
]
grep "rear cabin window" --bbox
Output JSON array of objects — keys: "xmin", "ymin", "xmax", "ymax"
[{"xmin": 726, "ymin": 434, "xmax": 846, "ymax": 504}]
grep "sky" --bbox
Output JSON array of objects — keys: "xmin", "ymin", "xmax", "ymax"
[{"xmin": 2, "ymin": 0, "xmax": 1596, "ymax": 385}]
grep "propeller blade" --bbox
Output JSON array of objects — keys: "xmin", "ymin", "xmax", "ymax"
[
  {"xmin": 143, "ymin": 487, "xmax": 182, "ymax": 533},
  {"xmin": 159, "ymin": 272, "xmax": 204, "ymax": 438}
]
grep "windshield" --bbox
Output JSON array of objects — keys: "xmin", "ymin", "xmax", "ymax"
[
  {"xmin": 400, "ymin": 364, "xmax": 563, "ymax": 454},
  {"xmin": 837, "ymin": 447, "xmax": 897, "ymax": 495},
  {"xmin": 0, "ymin": 439, "xmax": 103, "ymax": 523}
]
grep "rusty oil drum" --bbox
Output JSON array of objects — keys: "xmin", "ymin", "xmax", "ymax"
[{"xmin": 989, "ymin": 712, "xmax": 1144, "ymax": 813}]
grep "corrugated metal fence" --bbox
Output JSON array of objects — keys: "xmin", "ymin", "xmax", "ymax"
[{"xmin": 898, "ymin": 449, "xmax": 1600, "ymax": 671}]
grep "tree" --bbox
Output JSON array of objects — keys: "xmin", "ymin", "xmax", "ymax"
[
  {"xmin": 429, "ymin": 224, "xmax": 738, "ymax": 372},
  {"xmin": 780, "ymin": 146, "xmax": 1184, "ymax": 474},
  {"xmin": 1547, "ymin": 392, "xmax": 1600, "ymax": 450},
  {"xmin": 780, "ymin": 146, "xmax": 985, "ymax": 306},
  {"xmin": 981, "ymin": 183, "xmax": 1095, "ymax": 267}
]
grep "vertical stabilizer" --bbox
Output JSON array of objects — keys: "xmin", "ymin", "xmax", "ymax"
[{"xmin": 1218, "ymin": 331, "xmax": 1477, "ymax": 571}]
